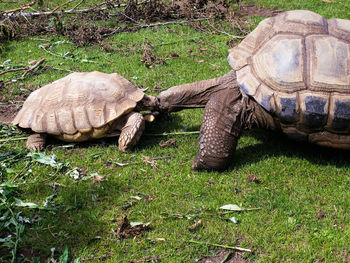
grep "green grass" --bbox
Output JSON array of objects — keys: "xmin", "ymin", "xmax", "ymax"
[{"xmin": 1, "ymin": 0, "xmax": 350, "ymax": 262}]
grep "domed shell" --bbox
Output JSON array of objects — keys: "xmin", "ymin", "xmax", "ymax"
[
  {"xmin": 227, "ymin": 10, "xmax": 350, "ymax": 148},
  {"xmin": 12, "ymin": 71, "xmax": 145, "ymax": 141}
]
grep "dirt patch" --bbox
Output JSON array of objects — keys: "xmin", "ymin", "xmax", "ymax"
[
  {"xmin": 198, "ymin": 249, "xmax": 252, "ymax": 263},
  {"xmin": 238, "ymin": 3, "xmax": 281, "ymax": 17},
  {"xmin": 115, "ymin": 216, "xmax": 148, "ymax": 239},
  {"xmin": 63, "ymin": 23, "xmax": 114, "ymax": 47},
  {"xmin": 0, "ymin": 103, "xmax": 18, "ymax": 123}
]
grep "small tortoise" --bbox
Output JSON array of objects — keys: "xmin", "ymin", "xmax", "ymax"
[
  {"xmin": 157, "ymin": 10, "xmax": 350, "ymax": 170},
  {"xmin": 13, "ymin": 71, "xmax": 158, "ymax": 151}
]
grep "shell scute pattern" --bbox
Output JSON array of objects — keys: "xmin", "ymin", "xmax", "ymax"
[
  {"xmin": 308, "ymin": 36, "xmax": 350, "ymax": 90},
  {"xmin": 13, "ymin": 72, "xmax": 145, "ymax": 141},
  {"xmin": 227, "ymin": 10, "xmax": 350, "ymax": 144},
  {"xmin": 278, "ymin": 96, "xmax": 298, "ymax": 124},
  {"xmin": 328, "ymin": 18, "xmax": 350, "ymax": 42}
]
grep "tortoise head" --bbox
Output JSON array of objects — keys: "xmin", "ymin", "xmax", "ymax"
[{"xmin": 136, "ymin": 94, "xmax": 159, "ymax": 111}]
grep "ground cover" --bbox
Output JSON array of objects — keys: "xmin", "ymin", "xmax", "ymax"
[{"xmin": 0, "ymin": 0, "xmax": 350, "ymax": 262}]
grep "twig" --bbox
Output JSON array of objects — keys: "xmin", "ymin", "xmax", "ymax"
[
  {"xmin": 144, "ymin": 131, "xmax": 200, "ymax": 137},
  {"xmin": 115, "ymin": 10, "xmax": 143, "ymax": 25},
  {"xmin": 1, "ymin": 1, "xmax": 36, "ymax": 14},
  {"xmin": 0, "ymin": 67, "xmax": 27, "ymax": 76},
  {"xmin": 39, "ymin": 46, "xmax": 73, "ymax": 60},
  {"xmin": 21, "ymin": 58, "xmax": 45, "ymax": 78},
  {"xmin": 70, "ymin": 0, "xmax": 85, "ymax": 11},
  {"xmin": 209, "ymin": 24, "xmax": 244, "ymax": 39},
  {"xmin": 49, "ymin": 66, "xmax": 74, "ymax": 73},
  {"xmin": 2, "ymin": 0, "xmax": 150, "ymax": 18},
  {"xmin": 187, "ymin": 240, "xmax": 252, "ymax": 252},
  {"xmin": 104, "ymin": 18, "xmax": 212, "ymax": 38},
  {"xmin": 0, "ymin": 137, "xmax": 27, "ymax": 143},
  {"xmin": 49, "ymin": 0, "xmax": 76, "ymax": 14},
  {"xmin": 139, "ymin": 17, "xmax": 211, "ymax": 29}
]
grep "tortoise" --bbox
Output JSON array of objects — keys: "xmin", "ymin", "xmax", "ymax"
[
  {"xmin": 157, "ymin": 10, "xmax": 350, "ymax": 171},
  {"xmin": 12, "ymin": 71, "xmax": 158, "ymax": 151}
]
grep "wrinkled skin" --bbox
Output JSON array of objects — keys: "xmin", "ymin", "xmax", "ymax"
[{"xmin": 157, "ymin": 70, "xmax": 277, "ymax": 171}]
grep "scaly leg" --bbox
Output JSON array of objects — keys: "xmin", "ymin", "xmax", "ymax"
[
  {"xmin": 26, "ymin": 133, "xmax": 47, "ymax": 151},
  {"xmin": 118, "ymin": 112, "xmax": 145, "ymax": 152},
  {"xmin": 192, "ymin": 88, "xmax": 243, "ymax": 170},
  {"xmin": 192, "ymin": 87, "xmax": 277, "ymax": 171}
]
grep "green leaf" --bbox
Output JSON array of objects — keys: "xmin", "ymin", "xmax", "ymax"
[
  {"xmin": 0, "ymin": 181, "xmax": 17, "ymax": 188},
  {"xmin": 219, "ymin": 204, "xmax": 261, "ymax": 212},
  {"xmin": 59, "ymin": 247, "xmax": 69, "ymax": 263},
  {"xmin": 15, "ymin": 198, "xmax": 39, "ymax": 209},
  {"xmin": 220, "ymin": 204, "xmax": 243, "ymax": 211},
  {"xmin": 27, "ymin": 152, "xmax": 63, "ymax": 169}
]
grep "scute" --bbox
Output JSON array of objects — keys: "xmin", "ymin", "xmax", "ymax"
[
  {"xmin": 307, "ymin": 35, "xmax": 350, "ymax": 92},
  {"xmin": 12, "ymin": 72, "xmax": 145, "ymax": 140},
  {"xmin": 328, "ymin": 18, "xmax": 350, "ymax": 42},
  {"xmin": 252, "ymin": 35, "xmax": 305, "ymax": 92}
]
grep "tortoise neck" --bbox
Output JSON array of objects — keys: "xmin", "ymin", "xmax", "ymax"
[{"xmin": 157, "ymin": 70, "xmax": 238, "ymax": 112}]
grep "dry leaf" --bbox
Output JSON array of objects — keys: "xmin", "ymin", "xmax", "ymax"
[
  {"xmin": 316, "ymin": 206, "xmax": 326, "ymax": 218},
  {"xmin": 197, "ymin": 59, "xmax": 205, "ymax": 63},
  {"xmin": 92, "ymin": 173, "xmax": 105, "ymax": 183},
  {"xmin": 246, "ymin": 173, "xmax": 260, "ymax": 183},
  {"xmin": 159, "ymin": 139, "xmax": 176, "ymax": 147},
  {"xmin": 188, "ymin": 219, "xmax": 202, "ymax": 231},
  {"xmin": 142, "ymin": 155, "xmax": 157, "ymax": 168}
]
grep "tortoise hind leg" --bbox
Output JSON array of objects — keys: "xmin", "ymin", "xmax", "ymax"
[
  {"xmin": 118, "ymin": 112, "xmax": 145, "ymax": 152},
  {"xmin": 26, "ymin": 133, "xmax": 47, "ymax": 151}
]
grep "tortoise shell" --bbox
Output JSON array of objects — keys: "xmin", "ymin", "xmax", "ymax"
[
  {"xmin": 227, "ymin": 10, "xmax": 350, "ymax": 148},
  {"xmin": 12, "ymin": 71, "xmax": 145, "ymax": 142}
]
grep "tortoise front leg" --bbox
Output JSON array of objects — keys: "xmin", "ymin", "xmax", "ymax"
[
  {"xmin": 192, "ymin": 87, "xmax": 277, "ymax": 171},
  {"xmin": 26, "ymin": 133, "xmax": 47, "ymax": 151},
  {"xmin": 118, "ymin": 112, "xmax": 145, "ymax": 152},
  {"xmin": 192, "ymin": 88, "xmax": 244, "ymax": 170}
]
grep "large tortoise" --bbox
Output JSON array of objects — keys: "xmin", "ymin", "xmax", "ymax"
[
  {"xmin": 157, "ymin": 10, "xmax": 350, "ymax": 170},
  {"xmin": 13, "ymin": 71, "xmax": 158, "ymax": 151}
]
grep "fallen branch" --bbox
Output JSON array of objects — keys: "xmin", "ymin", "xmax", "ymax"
[
  {"xmin": 139, "ymin": 17, "xmax": 211, "ymax": 29},
  {"xmin": 187, "ymin": 240, "xmax": 252, "ymax": 252},
  {"xmin": 0, "ymin": 67, "xmax": 27, "ymax": 76},
  {"xmin": 21, "ymin": 58, "xmax": 45, "ymax": 78},
  {"xmin": 49, "ymin": 0, "xmax": 76, "ymax": 14},
  {"xmin": 2, "ymin": 0, "xmax": 150, "ymax": 18},
  {"xmin": 0, "ymin": 137, "xmax": 27, "ymax": 143},
  {"xmin": 105, "ymin": 18, "xmax": 212, "ymax": 37},
  {"xmin": 144, "ymin": 131, "xmax": 200, "ymax": 137},
  {"xmin": 1, "ymin": 1, "xmax": 36, "ymax": 14},
  {"xmin": 209, "ymin": 23, "xmax": 244, "ymax": 39},
  {"xmin": 70, "ymin": 0, "xmax": 85, "ymax": 12}
]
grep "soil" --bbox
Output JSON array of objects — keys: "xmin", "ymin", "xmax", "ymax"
[
  {"xmin": 115, "ymin": 216, "xmax": 148, "ymax": 239},
  {"xmin": 0, "ymin": 103, "xmax": 18, "ymax": 123},
  {"xmin": 238, "ymin": 3, "xmax": 281, "ymax": 17}
]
